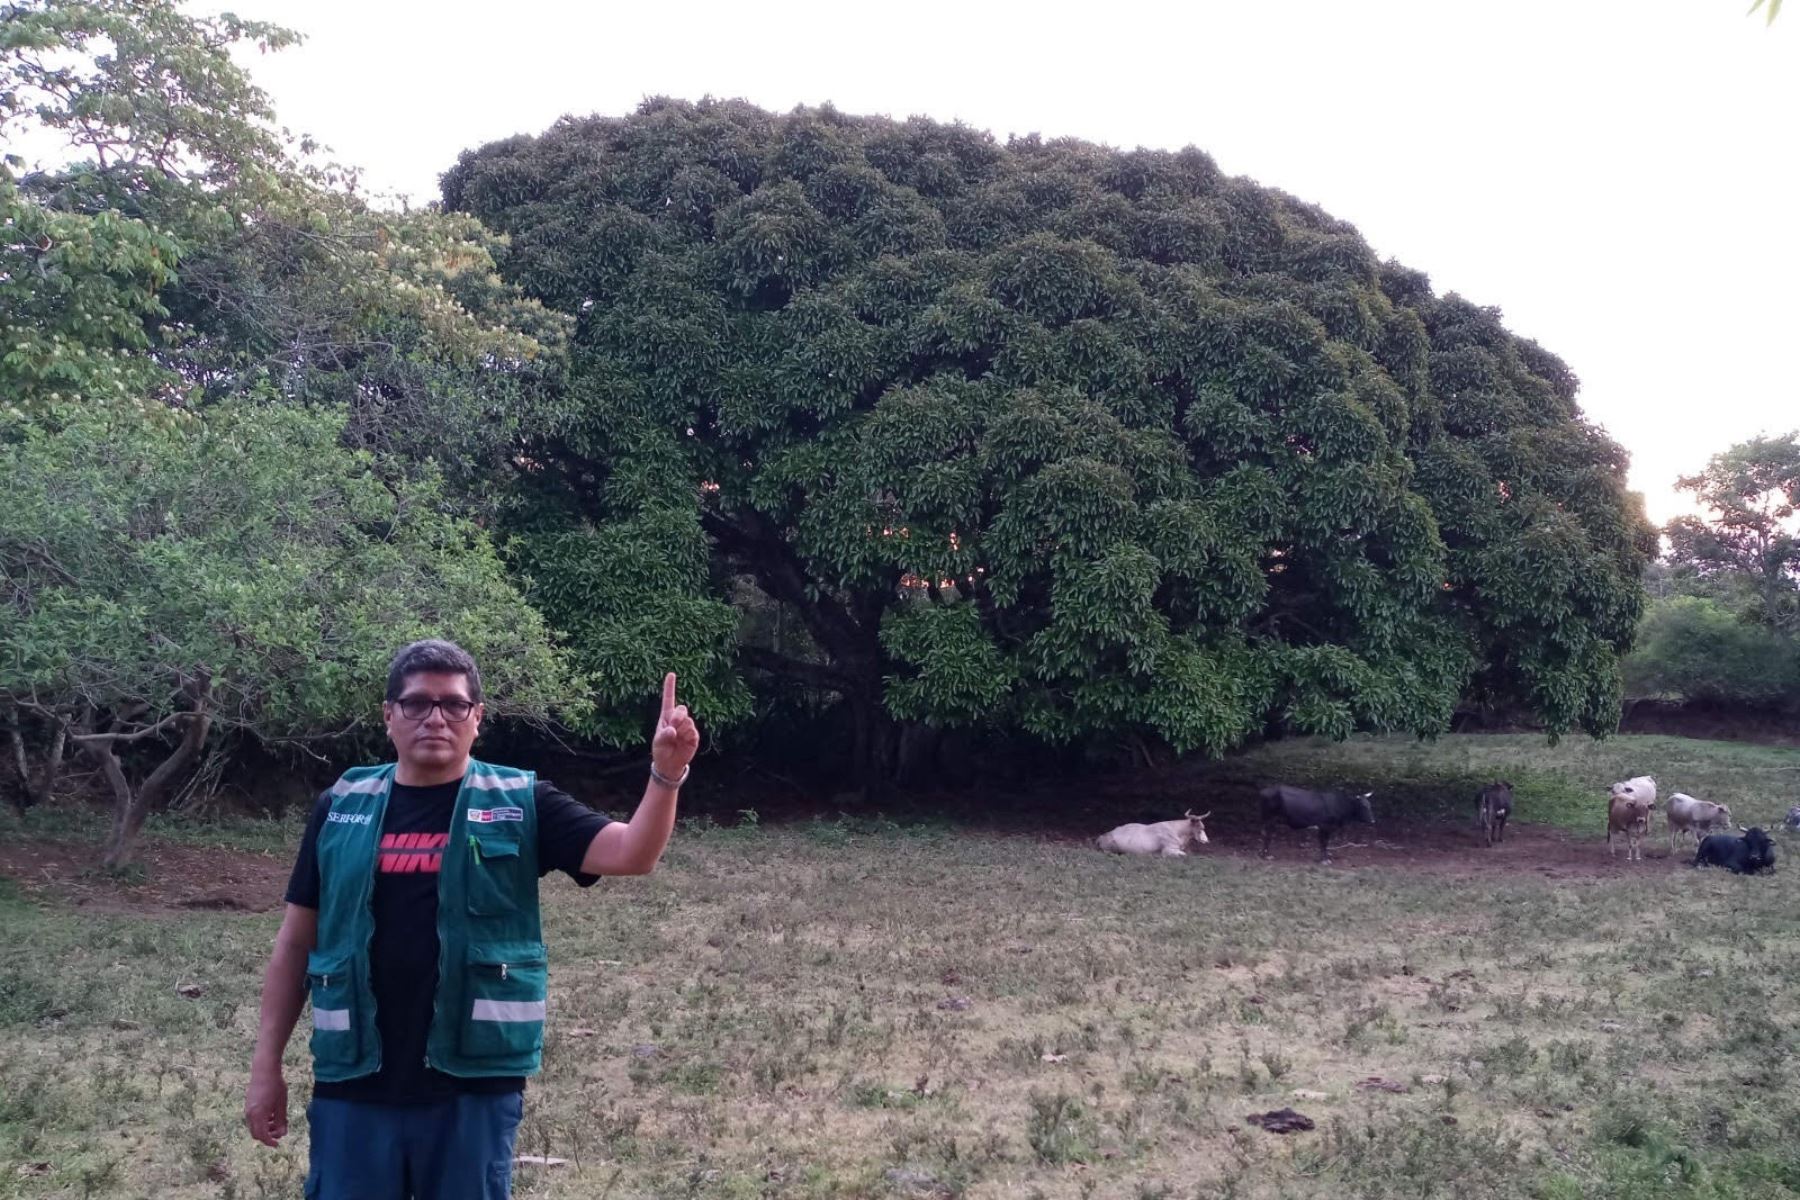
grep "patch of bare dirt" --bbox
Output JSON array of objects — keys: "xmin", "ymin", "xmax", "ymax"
[{"xmin": 0, "ymin": 838, "xmax": 289, "ymax": 914}]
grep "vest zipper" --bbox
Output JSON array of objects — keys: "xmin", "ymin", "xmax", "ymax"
[{"xmin": 501, "ymin": 963, "xmax": 509, "ymax": 981}]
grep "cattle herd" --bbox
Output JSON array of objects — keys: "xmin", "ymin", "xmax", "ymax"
[
  {"xmin": 1605, "ymin": 774, "xmax": 1776, "ymax": 874},
  {"xmin": 1095, "ymin": 772, "xmax": 1783, "ymax": 875}
]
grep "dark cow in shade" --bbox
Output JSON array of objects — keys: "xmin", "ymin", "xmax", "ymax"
[
  {"xmin": 1693, "ymin": 827, "xmax": 1777, "ymax": 875},
  {"xmin": 1259, "ymin": 785, "xmax": 1375, "ymax": 864},
  {"xmin": 1478, "ymin": 782, "xmax": 1514, "ymax": 846}
]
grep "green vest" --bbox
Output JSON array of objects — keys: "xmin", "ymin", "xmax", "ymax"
[{"xmin": 307, "ymin": 759, "xmax": 548, "ymax": 1082}]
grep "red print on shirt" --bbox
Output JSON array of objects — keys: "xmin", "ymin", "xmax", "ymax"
[{"xmin": 378, "ymin": 832, "xmax": 447, "ymax": 874}]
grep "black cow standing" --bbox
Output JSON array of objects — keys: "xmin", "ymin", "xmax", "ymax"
[
  {"xmin": 1692, "ymin": 827, "xmax": 1777, "ymax": 875},
  {"xmin": 1478, "ymin": 781, "xmax": 1514, "ymax": 846},
  {"xmin": 1259, "ymin": 785, "xmax": 1376, "ymax": 864}
]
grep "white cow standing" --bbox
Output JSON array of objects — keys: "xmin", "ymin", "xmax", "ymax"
[
  {"xmin": 1096, "ymin": 811, "xmax": 1210, "ymax": 857},
  {"xmin": 1666, "ymin": 792, "xmax": 1733, "ymax": 852}
]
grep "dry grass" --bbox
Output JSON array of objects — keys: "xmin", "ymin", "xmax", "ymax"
[{"xmin": 4, "ymin": 734, "xmax": 1800, "ymax": 1198}]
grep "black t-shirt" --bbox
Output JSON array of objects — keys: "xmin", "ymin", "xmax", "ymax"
[{"xmin": 284, "ymin": 777, "xmax": 611, "ymax": 1104}]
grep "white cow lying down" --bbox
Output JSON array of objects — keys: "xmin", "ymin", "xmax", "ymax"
[{"xmin": 1096, "ymin": 811, "xmax": 1211, "ymax": 856}]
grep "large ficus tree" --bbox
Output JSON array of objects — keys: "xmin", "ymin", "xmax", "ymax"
[{"xmin": 443, "ymin": 100, "xmax": 1653, "ymax": 781}]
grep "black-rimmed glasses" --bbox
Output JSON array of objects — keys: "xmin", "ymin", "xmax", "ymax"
[{"xmin": 394, "ymin": 696, "xmax": 476, "ymax": 723}]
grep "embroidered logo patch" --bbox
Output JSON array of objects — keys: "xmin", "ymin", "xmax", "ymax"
[
  {"xmin": 326, "ymin": 811, "xmax": 373, "ymax": 825},
  {"xmin": 467, "ymin": 806, "xmax": 525, "ymax": 824}
]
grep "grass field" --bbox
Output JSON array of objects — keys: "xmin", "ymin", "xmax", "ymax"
[{"xmin": 3, "ymin": 733, "xmax": 1800, "ymax": 1198}]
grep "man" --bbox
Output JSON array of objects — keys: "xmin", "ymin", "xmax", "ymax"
[{"xmin": 243, "ymin": 639, "xmax": 698, "ymax": 1197}]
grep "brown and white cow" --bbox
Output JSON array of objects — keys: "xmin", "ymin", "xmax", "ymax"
[{"xmin": 1608, "ymin": 793, "xmax": 1654, "ymax": 862}]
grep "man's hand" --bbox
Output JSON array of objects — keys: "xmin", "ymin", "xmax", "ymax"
[
  {"xmin": 651, "ymin": 672, "xmax": 700, "ymax": 780},
  {"xmin": 244, "ymin": 1065, "xmax": 289, "ymax": 1147}
]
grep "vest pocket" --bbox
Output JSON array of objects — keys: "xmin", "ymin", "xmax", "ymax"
[
  {"xmin": 465, "ymin": 832, "xmax": 524, "ymax": 917},
  {"xmin": 461, "ymin": 940, "xmax": 547, "ymax": 1060},
  {"xmin": 306, "ymin": 950, "xmax": 360, "ymax": 1066}
]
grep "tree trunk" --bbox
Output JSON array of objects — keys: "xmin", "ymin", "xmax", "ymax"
[
  {"xmin": 91, "ymin": 687, "xmax": 214, "ymax": 870},
  {"xmin": 5, "ymin": 712, "xmax": 66, "ymax": 813},
  {"xmin": 92, "ymin": 740, "xmax": 141, "ymax": 869},
  {"xmin": 895, "ymin": 721, "xmax": 942, "ymax": 788},
  {"xmin": 845, "ymin": 687, "xmax": 900, "ymax": 802},
  {"xmin": 4, "ymin": 716, "xmax": 26, "ymax": 813},
  {"xmin": 849, "ymin": 692, "xmax": 876, "ymax": 800},
  {"xmin": 34, "ymin": 722, "xmax": 66, "ymax": 809}
]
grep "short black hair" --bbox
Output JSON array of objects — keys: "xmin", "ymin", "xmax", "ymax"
[{"xmin": 385, "ymin": 639, "xmax": 483, "ymax": 703}]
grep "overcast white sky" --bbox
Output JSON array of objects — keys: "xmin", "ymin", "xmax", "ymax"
[{"xmin": 226, "ymin": 0, "xmax": 1796, "ymax": 525}]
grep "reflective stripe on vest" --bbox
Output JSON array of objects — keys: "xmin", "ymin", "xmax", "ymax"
[
  {"xmin": 466, "ymin": 772, "xmax": 532, "ymax": 792},
  {"xmin": 472, "ymin": 999, "xmax": 547, "ymax": 1022}
]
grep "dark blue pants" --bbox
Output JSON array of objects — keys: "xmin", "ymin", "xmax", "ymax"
[{"xmin": 305, "ymin": 1093, "xmax": 524, "ymax": 1199}]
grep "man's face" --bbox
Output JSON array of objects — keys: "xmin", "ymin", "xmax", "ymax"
[{"xmin": 383, "ymin": 672, "xmax": 483, "ymax": 777}]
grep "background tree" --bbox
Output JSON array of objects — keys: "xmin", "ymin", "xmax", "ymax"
[
  {"xmin": 1, "ymin": 403, "xmax": 578, "ymax": 865},
  {"xmin": 1662, "ymin": 434, "xmax": 1800, "ymax": 632},
  {"xmin": 0, "ymin": 1, "xmax": 588, "ymax": 851},
  {"xmin": 1622, "ymin": 432, "xmax": 1800, "ymax": 713},
  {"xmin": 1623, "ymin": 595, "xmax": 1798, "ymax": 708},
  {"xmin": 443, "ymin": 100, "xmax": 1655, "ymax": 784},
  {"xmin": 5, "ymin": 2, "xmax": 748, "ymax": 742},
  {"xmin": 3, "ymin": 0, "xmax": 571, "ymax": 477}
]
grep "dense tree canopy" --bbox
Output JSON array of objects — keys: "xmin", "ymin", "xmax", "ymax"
[{"xmin": 444, "ymin": 99, "xmax": 1655, "ymax": 778}]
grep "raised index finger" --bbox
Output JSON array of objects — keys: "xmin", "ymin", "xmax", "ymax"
[{"xmin": 661, "ymin": 672, "xmax": 677, "ymax": 722}]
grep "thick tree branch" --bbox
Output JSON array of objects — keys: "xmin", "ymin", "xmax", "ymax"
[
  {"xmin": 86, "ymin": 738, "xmax": 133, "ymax": 814},
  {"xmin": 737, "ymin": 646, "xmax": 852, "ymax": 692},
  {"xmin": 136, "ymin": 680, "xmax": 214, "ymax": 813},
  {"xmin": 86, "ymin": 677, "xmax": 215, "ymax": 869},
  {"xmin": 66, "ymin": 708, "xmax": 198, "ymax": 745},
  {"xmin": 702, "ymin": 505, "xmax": 870, "ymax": 664}
]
